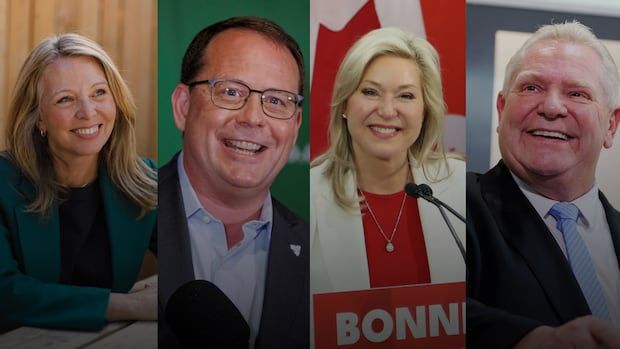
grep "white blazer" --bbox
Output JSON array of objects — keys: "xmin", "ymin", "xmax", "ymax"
[{"xmin": 310, "ymin": 157, "xmax": 466, "ymax": 294}]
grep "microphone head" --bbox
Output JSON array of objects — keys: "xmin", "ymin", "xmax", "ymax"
[
  {"xmin": 418, "ymin": 184, "xmax": 433, "ymax": 197},
  {"xmin": 405, "ymin": 183, "xmax": 434, "ymax": 200},
  {"xmin": 165, "ymin": 280, "xmax": 250, "ymax": 349},
  {"xmin": 405, "ymin": 182, "xmax": 422, "ymax": 198}
]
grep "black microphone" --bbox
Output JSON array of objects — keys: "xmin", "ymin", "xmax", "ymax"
[
  {"xmin": 405, "ymin": 182, "xmax": 466, "ymax": 263},
  {"xmin": 405, "ymin": 182, "xmax": 433, "ymax": 200},
  {"xmin": 165, "ymin": 280, "xmax": 250, "ymax": 349}
]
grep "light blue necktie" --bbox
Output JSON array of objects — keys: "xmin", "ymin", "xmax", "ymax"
[{"xmin": 548, "ymin": 202, "xmax": 610, "ymax": 320}]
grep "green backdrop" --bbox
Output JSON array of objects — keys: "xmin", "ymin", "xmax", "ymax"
[{"xmin": 158, "ymin": 0, "xmax": 310, "ymax": 220}]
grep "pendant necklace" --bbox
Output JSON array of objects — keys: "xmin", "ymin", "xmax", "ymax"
[{"xmin": 360, "ymin": 190, "xmax": 407, "ymax": 253}]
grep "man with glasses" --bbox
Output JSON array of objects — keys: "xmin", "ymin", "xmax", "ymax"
[{"xmin": 158, "ymin": 17, "xmax": 308, "ymax": 349}]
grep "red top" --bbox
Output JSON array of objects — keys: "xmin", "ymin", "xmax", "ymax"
[{"xmin": 360, "ymin": 190, "xmax": 431, "ymax": 288}]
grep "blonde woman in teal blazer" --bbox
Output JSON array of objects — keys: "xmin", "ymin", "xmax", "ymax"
[{"xmin": 0, "ymin": 34, "xmax": 157, "ymax": 331}]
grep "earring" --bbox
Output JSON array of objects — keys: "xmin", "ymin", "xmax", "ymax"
[
  {"xmin": 40, "ymin": 129, "xmax": 46, "ymax": 137},
  {"xmin": 342, "ymin": 113, "xmax": 347, "ymax": 119}
]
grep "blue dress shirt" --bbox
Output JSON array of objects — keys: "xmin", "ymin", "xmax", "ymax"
[{"xmin": 177, "ymin": 152, "xmax": 273, "ymax": 348}]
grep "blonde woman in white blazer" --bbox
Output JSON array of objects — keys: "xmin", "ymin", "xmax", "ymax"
[
  {"xmin": 311, "ymin": 156, "xmax": 465, "ymax": 293},
  {"xmin": 310, "ymin": 27, "xmax": 465, "ymax": 296}
]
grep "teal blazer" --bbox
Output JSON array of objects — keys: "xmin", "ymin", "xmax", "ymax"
[{"xmin": 0, "ymin": 156, "xmax": 156, "ymax": 330}]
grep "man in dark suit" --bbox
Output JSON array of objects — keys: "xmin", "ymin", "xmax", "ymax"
[
  {"xmin": 158, "ymin": 17, "xmax": 308, "ymax": 348},
  {"xmin": 468, "ymin": 22, "xmax": 620, "ymax": 348}
]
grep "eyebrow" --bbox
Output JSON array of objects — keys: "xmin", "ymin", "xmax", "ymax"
[
  {"xmin": 48, "ymin": 81, "xmax": 109, "ymax": 98},
  {"xmin": 92, "ymin": 81, "xmax": 109, "ymax": 87},
  {"xmin": 513, "ymin": 71, "xmax": 596, "ymax": 91},
  {"xmin": 361, "ymin": 80, "xmax": 419, "ymax": 90},
  {"xmin": 512, "ymin": 71, "xmax": 543, "ymax": 84}
]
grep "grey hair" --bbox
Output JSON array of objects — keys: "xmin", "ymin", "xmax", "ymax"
[{"xmin": 503, "ymin": 21, "xmax": 620, "ymax": 109}]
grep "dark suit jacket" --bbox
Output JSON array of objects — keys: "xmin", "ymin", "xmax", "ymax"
[
  {"xmin": 0, "ymin": 155, "xmax": 156, "ymax": 331},
  {"xmin": 158, "ymin": 154, "xmax": 309, "ymax": 348},
  {"xmin": 467, "ymin": 161, "xmax": 620, "ymax": 348}
]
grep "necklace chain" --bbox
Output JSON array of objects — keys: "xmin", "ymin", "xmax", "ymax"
[{"xmin": 360, "ymin": 190, "xmax": 407, "ymax": 253}]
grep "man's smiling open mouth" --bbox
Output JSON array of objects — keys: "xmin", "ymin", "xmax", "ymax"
[
  {"xmin": 528, "ymin": 129, "xmax": 573, "ymax": 141},
  {"xmin": 223, "ymin": 139, "xmax": 267, "ymax": 155}
]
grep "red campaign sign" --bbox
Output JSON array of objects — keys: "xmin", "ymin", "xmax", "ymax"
[{"xmin": 314, "ymin": 282, "xmax": 465, "ymax": 349}]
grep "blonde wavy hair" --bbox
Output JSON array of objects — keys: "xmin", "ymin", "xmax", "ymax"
[
  {"xmin": 5, "ymin": 33, "xmax": 156, "ymax": 216},
  {"xmin": 311, "ymin": 27, "xmax": 450, "ymax": 209}
]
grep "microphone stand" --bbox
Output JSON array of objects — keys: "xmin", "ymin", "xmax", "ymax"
[
  {"xmin": 415, "ymin": 189, "xmax": 466, "ymax": 264},
  {"xmin": 434, "ymin": 200, "xmax": 466, "ymax": 263},
  {"xmin": 424, "ymin": 194, "xmax": 465, "ymax": 223}
]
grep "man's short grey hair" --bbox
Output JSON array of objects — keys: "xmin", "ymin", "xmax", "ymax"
[{"xmin": 502, "ymin": 21, "xmax": 620, "ymax": 109}]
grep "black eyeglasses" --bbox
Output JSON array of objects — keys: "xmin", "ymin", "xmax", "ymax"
[{"xmin": 187, "ymin": 79, "xmax": 303, "ymax": 120}]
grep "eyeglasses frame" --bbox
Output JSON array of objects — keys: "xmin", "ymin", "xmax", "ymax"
[{"xmin": 187, "ymin": 78, "xmax": 304, "ymax": 120}]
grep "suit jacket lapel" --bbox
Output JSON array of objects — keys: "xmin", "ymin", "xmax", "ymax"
[
  {"xmin": 314, "ymin": 169, "xmax": 370, "ymax": 291},
  {"xmin": 99, "ymin": 166, "xmax": 154, "ymax": 292},
  {"xmin": 412, "ymin": 160, "xmax": 465, "ymax": 283},
  {"xmin": 14, "ymin": 167, "xmax": 154, "ymax": 289},
  {"xmin": 600, "ymin": 192, "xmax": 620, "ymax": 267},
  {"xmin": 15, "ymin": 187, "xmax": 61, "ymax": 283},
  {"xmin": 258, "ymin": 199, "xmax": 307, "ymax": 347},
  {"xmin": 484, "ymin": 162, "xmax": 590, "ymax": 322},
  {"xmin": 158, "ymin": 154, "xmax": 195, "ymax": 308}
]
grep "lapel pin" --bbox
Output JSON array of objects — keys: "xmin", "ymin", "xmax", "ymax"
[{"xmin": 289, "ymin": 244, "xmax": 301, "ymax": 257}]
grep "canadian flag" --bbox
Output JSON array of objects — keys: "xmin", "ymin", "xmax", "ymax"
[{"xmin": 310, "ymin": 0, "xmax": 465, "ymax": 159}]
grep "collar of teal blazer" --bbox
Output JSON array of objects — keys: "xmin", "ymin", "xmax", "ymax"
[{"xmin": 14, "ymin": 164, "xmax": 155, "ymax": 292}]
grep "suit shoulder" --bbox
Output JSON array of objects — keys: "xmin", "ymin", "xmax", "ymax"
[
  {"xmin": 272, "ymin": 197, "xmax": 308, "ymax": 228},
  {"xmin": 310, "ymin": 160, "xmax": 329, "ymax": 185},
  {"xmin": 0, "ymin": 155, "xmax": 23, "ymax": 184},
  {"xmin": 445, "ymin": 157, "xmax": 466, "ymax": 181},
  {"xmin": 0, "ymin": 155, "xmax": 28, "ymax": 206},
  {"xmin": 421, "ymin": 156, "xmax": 464, "ymax": 182},
  {"xmin": 420, "ymin": 157, "xmax": 465, "ymax": 190},
  {"xmin": 158, "ymin": 154, "xmax": 180, "ymax": 184},
  {"xmin": 466, "ymin": 171, "xmax": 486, "ymax": 201},
  {"xmin": 446, "ymin": 157, "xmax": 466, "ymax": 171},
  {"xmin": 0, "ymin": 153, "xmax": 18, "ymax": 173},
  {"xmin": 467, "ymin": 171, "xmax": 483, "ymax": 185},
  {"xmin": 599, "ymin": 191, "xmax": 620, "ymax": 220}
]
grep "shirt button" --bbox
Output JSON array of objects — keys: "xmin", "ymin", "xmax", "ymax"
[{"xmin": 202, "ymin": 216, "xmax": 211, "ymax": 223}]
